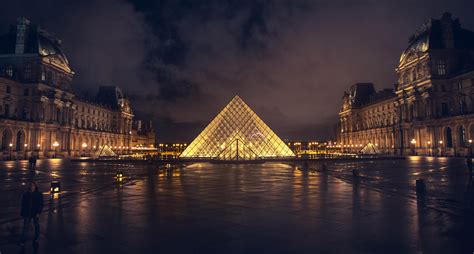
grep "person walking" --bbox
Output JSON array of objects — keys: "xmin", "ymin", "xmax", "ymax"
[
  {"xmin": 19, "ymin": 182, "xmax": 44, "ymax": 247},
  {"xmin": 28, "ymin": 156, "xmax": 34, "ymax": 170}
]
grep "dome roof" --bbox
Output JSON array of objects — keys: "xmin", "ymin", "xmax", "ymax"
[
  {"xmin": 37, "ymin": 30, "xmax": 72, "ymax": 73},
  {"xmin": 0, "ymin": 18, "xmax": 73, "ymax": 74},
  {"xmin": 399, "ymin": 34, "xmax": 429, "ymax": 65}
]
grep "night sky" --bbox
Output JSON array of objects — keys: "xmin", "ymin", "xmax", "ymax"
[{"xmin": 1, "ymin": 0, "xmax": 474, "ymax": 142}]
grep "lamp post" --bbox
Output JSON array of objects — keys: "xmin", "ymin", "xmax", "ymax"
[
  {"xmin": 427, "ymin": 141, "xmax": 431, "ymax": 156},
  {"xmin": 24, "ymin": 143, "xmax": 27, "ymax": 159},
  {"xmin": 37, "ymin": 144, "xmax": 40, "ymax": 158},
  {"xmin": 469, "ymin": 139, "xmax": 473, "ymax": 157},
  {"xmin": 52, "ymin": 141, "xmax": 59, "ymax": 158},
  {"xmin": 9, "ymin": 143, "xmax": 13, "ymax": 160},
  {"xmin": 439, "ymin": 140, "xmax": 443, "ymax": 157},
  {"xmin": 81, "ymin": 142, "xmax": 87, "ymax": 157},
  {"xmin": 410, "ymin": 139, "xmax": 416, "ymax": 155}
]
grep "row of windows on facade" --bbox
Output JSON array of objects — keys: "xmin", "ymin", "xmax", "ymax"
[
  {"xmin": 0, "ymin": 130, "xmax": 26, "ymax": 151},
  {"xmin": 2, "ymin": 85, "xmax": 31, "ymax": 96},
  {"xmin": 443, "ymin": 125, "xmax": 470, "ymax": 148},
  {"xmin": 400, "ymin": 60, "xmax": 446, "ymax": 84},
  {"xmin": 1, "ymin": 65, "xmax": 69, "ymax": 87},
  {"xmin": 1, "ymin": 85, "xmax": 118, "ymax": 120},
  {"xmin": 0, "ymin": 104, "xmax": 127, "ymax": 133},
  {"xmin": 437, "ymin": 80, "xmax": 471, "ymax": 92},
  {"xmin": 77, "ymin": 105, "xmax": 116, "ymax": 119},
  {"xmin": 0, "ymin": 129, "xmax": 128, "ymax": 151},
  {"xmin": 341, "ymin": 98, "xmax": 472, "ymax": 133},
  {"xmin": 340, "ymin": 125, "xmax": 471, "ymax": 149}
]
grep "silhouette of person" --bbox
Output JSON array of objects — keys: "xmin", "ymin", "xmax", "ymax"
[{"xmin": 19, "ymin": 182, "xmax": 44, "ymax": 247}]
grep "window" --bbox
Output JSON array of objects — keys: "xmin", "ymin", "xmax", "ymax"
[
  {"xmin": 437, "ymin": 60, "xmax": 446, "ymax": 75},
  {"xmin": 4, "ymin": 104, "xmax": 9, "ymax": 117},
  {"xmin": 459, "ymin": 98, "xmax": 467, "ymax": 114},
  {"xmin": 6, "ymin": 86, "xmax": 11, "ymax": 94},
  {"xmin": 5, "ymin": 66, "xmax": 13, "ymax": 77},
  {"xmin": 445, "ymin": 127, "xmax": 453, "ymax": 148},
  {"xmin": 23, "ymin": 88, "xmax": 29, "ymax": 96},
  {"xmin": 441, "ymin": 103, "xmax": 449, "ymax": 117},
  {"xmin": 458, "ymin": 82, "xmax": 463, "ymax": 91},
  {"xmin": 458, "ymin": 125, "xmax": 467, "ymax": 147},
  {"xmin": 24, "ymin": 64, "xmax": 31, "ymax": 79}
]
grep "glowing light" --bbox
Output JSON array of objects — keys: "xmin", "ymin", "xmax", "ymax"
[
  {"xmin": 180, "ymin": 95, "xmax": 294, "ymax": 160},
  {"xmin": 8, "ymin": 143, "xmax": 12, "ymax": 147},
  {"xmin": 53, "ymin": 141, "xmax": 59, "ymax": 147},
  {"xmin": 410, "ymin": 139, "xmax": 416, "ymax": 144},
  {"xmin": 81, "ymin": 142, "xmax": 87, "ymax": 148}
]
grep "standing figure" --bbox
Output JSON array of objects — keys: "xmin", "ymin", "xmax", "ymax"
[
  {"xmin": 28, "ymin": 156, "xmax": 34, "ymax": 170},
  {"xmin": 19, "ymin": 182, "xmax": 44, "ymax": 247}
]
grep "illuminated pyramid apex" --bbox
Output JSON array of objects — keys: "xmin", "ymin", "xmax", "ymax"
[{"xmin": 180, "ymin": 95, "xmax": 295, "ymax": 160}]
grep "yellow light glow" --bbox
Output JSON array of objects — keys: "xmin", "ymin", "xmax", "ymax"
[{"xmin": 180, "ymin": 95, "xmax": 294, "ymax": 160}]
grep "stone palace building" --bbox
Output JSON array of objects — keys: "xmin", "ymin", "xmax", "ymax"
[
  {"xmin": 0, "ymin": 17, "xmax": 155, "ymax": 159},
  {"xmin": 338, "ymin": 13, "xmax": 474, "ymax": 156}
]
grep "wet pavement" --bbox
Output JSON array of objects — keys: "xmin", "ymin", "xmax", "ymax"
[{"xmin": 0, "ymin": 157, "xmax": 473, "ymax": 253}]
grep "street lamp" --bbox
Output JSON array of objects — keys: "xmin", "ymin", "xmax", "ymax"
[
  {"xmin": 81, "ymin": 142, "xmax": 87, "ymax": 157},
  {"xmin": 52, "ymin": 141, "xmax": 59, "ymax": 158},
  {"xmin": 469, "ymin": 139, "xmax": 473, "ymax": 157},
  {"xmin": 427, "ymin": 141, "xmax": 431, "ymax": 156},
  {"xmin": 439, "ymin": 140, "xmax": 443, "ymax": 157},
  {"xmin": 24, "ymin": 143, "xmax": 27, "ymax": 159},
  {"xmin": 410, "ymin": 139, "xmax": 416, "ymax": 155},
  {"xmin": 9, "ymin": 143, "xmax": 12, "ymax": 160}
]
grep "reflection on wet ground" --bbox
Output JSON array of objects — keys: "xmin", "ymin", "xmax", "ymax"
[{"xmin": 0, "ymin": 157, "xmax": 473, "ymax": 253}]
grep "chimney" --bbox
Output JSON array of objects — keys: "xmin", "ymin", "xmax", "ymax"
[{"xmin": 15, "ymin": 17, "xmax": 30, "ymax": 54}]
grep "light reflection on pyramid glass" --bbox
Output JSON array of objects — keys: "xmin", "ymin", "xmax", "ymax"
[{"xmin": 180, "ymin": 96, "xmax": 295, "ymax": 160}]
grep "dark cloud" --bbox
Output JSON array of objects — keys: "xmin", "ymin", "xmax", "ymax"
[{"xmin": 1, "ymin": 0, "xmax": 474, "ymax": 142}]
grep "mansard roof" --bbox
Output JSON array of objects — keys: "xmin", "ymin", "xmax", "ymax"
[
  {"xmin": 399, "ymin": 12, "xmax": 474, "ymax": 66},
  {"xmin": 0, "ymin": 17, "xmax": 72, "ymax": 74}
]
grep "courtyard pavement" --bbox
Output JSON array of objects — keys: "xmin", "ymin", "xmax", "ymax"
[{"xmin": 0, "ymin": 157, "xmax": 473, "ymax": 253}]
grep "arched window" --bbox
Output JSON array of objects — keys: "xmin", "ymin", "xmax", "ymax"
[
  {"xmin": 1, "ymin": 129, "xmax": 11, "ymax": 150},
  {"xmin": 445, "ymin": 127, "xmax": 453, "ymax": 148},
  {"xmin": 16, "ymin": 131, "xmax": 24, "ymax": 151},
  {"xmin": 458, "ymin": 125, "xmax": 467, "ymax": 147}
]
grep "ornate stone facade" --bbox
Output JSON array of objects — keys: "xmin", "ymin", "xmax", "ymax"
[
  {"xmin": 0, "ymin": 17, "xmax": 155, "ymax": 159},
  {"xmin": 338, "ymin": 13, "xmax": 474, "ymax": 156}
]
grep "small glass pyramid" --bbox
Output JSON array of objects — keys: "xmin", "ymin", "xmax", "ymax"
[
  {"xmin": 180, "ymin": 95, "xmax": 295, "ymax": 160},
  {"xmin": 360, "ymin": 142, "xmax": 380, "ymax": 155}
]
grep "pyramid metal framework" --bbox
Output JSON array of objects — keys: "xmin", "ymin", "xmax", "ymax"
[
  {"xmin": 180, "ymin": 96, "xmax": 295, "ymax": 160},
  {"xmin": 359, "ymin": 142, "xmax": 380, "ymax": 155}
]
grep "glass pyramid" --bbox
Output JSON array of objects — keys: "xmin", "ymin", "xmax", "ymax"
[
  {"xmin": 180, "ymin": 95, "xmax": 295, "ymax": 160},
  {"xmin": 360, "ymin": 142, "xmax": 380, "ymax": 155}
]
